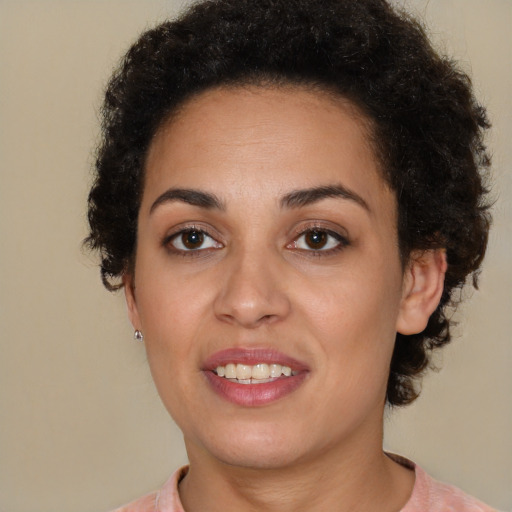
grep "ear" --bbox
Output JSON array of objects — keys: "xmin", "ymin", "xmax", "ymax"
[
  {"xmin": 123, "ymin": 273, "xmax": 142, "ymax": 331},
  {"xmin": 396, "ymin": 249, "xmax": 447, "ymax": 335}
]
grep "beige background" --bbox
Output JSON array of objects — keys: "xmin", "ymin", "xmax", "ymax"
[{"xmin": 0, "ymin": 1, "xmax": 510, "ymax": 511}]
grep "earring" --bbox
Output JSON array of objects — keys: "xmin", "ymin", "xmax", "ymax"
[{"xmin": 134, "ymin": 330, "xmax": 144, "ymax": 342}]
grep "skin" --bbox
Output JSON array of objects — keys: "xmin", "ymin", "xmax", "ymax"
[{"xmin": 125, "ymin": 86, "xmax": 446, "ymax": 512}]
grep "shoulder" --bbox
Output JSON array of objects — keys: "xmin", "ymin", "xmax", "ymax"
[
  {"xmin": 109, "ymin": 491, "xmax": 158, "ymax": 512},
  {"xmin": 404, "ymin": 463, "xmax": 499, "ymax": 512},
  {"xmin": 108, "ymin": 466, "xmax": 188, "ymax": 512}
]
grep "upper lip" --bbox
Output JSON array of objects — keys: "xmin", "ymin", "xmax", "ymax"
[{"xmin": 202, "ymin": 348, "xmax": 309, "ymax": 372}]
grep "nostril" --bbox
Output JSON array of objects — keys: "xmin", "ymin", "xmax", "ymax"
[{"xmin": 213, "ymin": 264, "xmax": 292, "ymax": 327}]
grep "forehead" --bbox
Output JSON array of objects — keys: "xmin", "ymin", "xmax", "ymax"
[
  {"xmin": 143, "ymin": 85, "xmax": 392, "ymax": 214},
  {"xmin": 153, "ymin": 84, "xmax": 377, "ymax": 154}
]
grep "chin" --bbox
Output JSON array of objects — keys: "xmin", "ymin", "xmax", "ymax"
[
  {"xmin": 212, "ymin": 445, "xmax": 303, "ymax": 470},
  {"xmin": 191, "ymin": 423, "xmax": 307, "ymax": 470}
]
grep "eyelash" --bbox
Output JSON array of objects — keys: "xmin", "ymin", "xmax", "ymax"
[
  {"xmin": 287, "ymin": 226, "xmax": 349, "ymax": 256},
  {"xmin": 164, "ymin": 226, "xmax": 223, "ymax": 256},
  {"xmin": 163, "ymin": 225, "xmax": 349, "ymax": 257}
]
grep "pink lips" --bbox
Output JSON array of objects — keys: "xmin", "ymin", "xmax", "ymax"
[{"xmin": 202, "ymin": 348, "xmax": 309, "ymax": 407}]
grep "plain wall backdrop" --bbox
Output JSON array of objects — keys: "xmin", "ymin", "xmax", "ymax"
[{"xmin": 1, "ymin": 1, "xmax": 511, "ymax": 511}]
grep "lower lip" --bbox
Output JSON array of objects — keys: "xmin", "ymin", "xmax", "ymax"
[{"xmin": 204, "ymin": 371, "xmax": 308, "ymax": 407}]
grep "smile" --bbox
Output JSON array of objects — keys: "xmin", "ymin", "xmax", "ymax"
[
  {"xmin": 203, "ymin": 349, "xmax": 309, "ymax": 406},
  {"xmin": 214, "ymin": 363, "xmax": 298, "ymax": 383}
]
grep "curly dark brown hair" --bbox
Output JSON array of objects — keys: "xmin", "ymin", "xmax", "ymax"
[{"xmin": 86, "ymin": 0, "xmax": 491, "ymax": 406}]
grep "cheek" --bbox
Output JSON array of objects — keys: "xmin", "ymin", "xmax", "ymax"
[
  {"xmin": 300, "ymin": 258, "xmax": 402, "ymax": 337},
  {"xmin": 132, "ymin": 263, "xmax": 212, "ymax": 393},
  {"xmin": 298, "ymin": 256, "xmax": 403, "ymax": 377},
  {"xmin": 136, "ymin": 275, "xmax": 209, "ymax": 421},
  {"xmin": 135, "ymin": 251, "xmax": 212, "ymax": 330}
]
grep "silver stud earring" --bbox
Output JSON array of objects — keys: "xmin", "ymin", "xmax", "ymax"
[{"xmin": 134, "ymin": 330, "xmax": 144, "ymax": 342}]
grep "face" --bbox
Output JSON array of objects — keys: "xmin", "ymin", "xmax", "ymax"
[{"xmin": 125, "ymin": 86, "xmax": 439, "ymax": 469}]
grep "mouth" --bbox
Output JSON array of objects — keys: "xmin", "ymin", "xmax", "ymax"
[
  {"xmin": 203, "ymin": 348, "xmax": 308, "ymax": 406},
  {"xmin": 213, "ymin": 363, "xmax": 299, "ymax": 384}
]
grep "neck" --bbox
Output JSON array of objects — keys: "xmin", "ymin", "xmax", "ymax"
[{"xmin": 179, "ymin": 425, "xmax": 414, "ymax": 512}]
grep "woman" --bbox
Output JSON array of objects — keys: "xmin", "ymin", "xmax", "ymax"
[{"xmin": 86, "ymin": 0, "xmax": 495, "ymax": 510}]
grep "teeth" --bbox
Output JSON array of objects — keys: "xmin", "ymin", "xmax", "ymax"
[
  {"xmin": 214, "ymin": 362, "xmax": 296, "ymax": 381},
  {"xmin": 225, "ymin": 363, "xmax": 236, "ymax": 379},
  {"xmin": 269, "ymin": 364, "xmax": 282, "ymax": 377},
  {"xmin": 252, "ymin": 363, "xmax": 270, "ymax": 379},
  {"xmin": 236, "ymin": 364, "xmax": 252, "ymax": 380}
]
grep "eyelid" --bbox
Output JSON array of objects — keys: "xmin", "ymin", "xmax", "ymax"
[
  {"xmin": 294, "ymin": 231, "xmax": 345, "ymax": 250},
  {"xmin": 171, "ymin": 230, "xmax": 220, "ymax": 251},
  {"xmin": 161, "ymin": 220, "xmax": 349, "ymax": 256},
  {"xmin": 286, "ymin": 222, "xmax": 350, "ymax": 254},
  {"xmin": 163, "ymin": 223, "xmax": 224, "ymax": 254}
]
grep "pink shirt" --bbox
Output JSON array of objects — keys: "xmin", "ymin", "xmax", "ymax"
[{"xmin": 112, "ymin": 461, "xmax": 498, "ymax": 512}]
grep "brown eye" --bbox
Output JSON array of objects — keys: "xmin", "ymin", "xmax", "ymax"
[
  {"xmin": 292, "ymin": 228, "xmax": 347, "ymax": 253},
  {"xmin": 169, "ymin": 229, "xmax": 221, "ymax": 252},
  {"xmin": 182, "ymin": 230, "xmax": 204, "ymax": 249},
  {"xmin": 304, "ymin": 230, "xmax": 328, "ymax": 249}
]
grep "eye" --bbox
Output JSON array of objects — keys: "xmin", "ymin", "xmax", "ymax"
[
  {"xmin": 168, "ymin": 229, "xmax": 222, "ymax": 252},
  {"xmin": 291, "ymin": 228, "xmax": 347, "ymax": 252}
]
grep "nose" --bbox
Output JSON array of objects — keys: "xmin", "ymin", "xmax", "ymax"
[{"xmin": 213, "ymin": 248, "xmax": 291, "ymax": 328}]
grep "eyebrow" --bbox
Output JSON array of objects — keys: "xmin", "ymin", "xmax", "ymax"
[
  {"xmin": 149, "ymin": 183, "xmax": 369, "ymax": 215},
  {"xmin": 149, "ymin": 188, "xmax": 225, "ymax": 214},
  {"xmin": 280, "ymin": 184, "xmax": 370, "ymax": 212}
]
